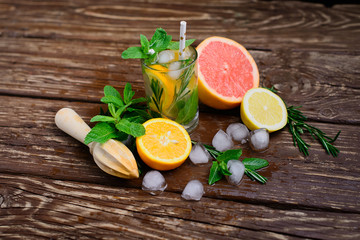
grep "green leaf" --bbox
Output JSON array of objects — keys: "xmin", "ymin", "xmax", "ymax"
[
  {"xmin": 104, "ymin": 85, "xmax": 121, "ymax": 99},
  {"xmin": 123, "ymin": 83, "xmax": 135, "ymax": 104},
  {"xmin": 127, "ymin": 108, "xmax": 152, "ymax": 120},
  {"xmin": 84, "ymin": 122, "xmax": 120, "ymax": 145},
  {"xmin": 168, "ymin": 39, "xmax": 196, "ymax": 50},
  {"xmin": 245, "ymin": 169, "xmax": 267, "ymax": 184},
  {"xmin": 150, "ymin": 110, "xmax": 162, "ymax": 118},
  {"xmin": 101, "ymin": 96, "xmax": 124, "ymax": 108},
  {"xmin": 149, "ymin": 28, "xmax": 172, "ymax": 52},
  {"xmin": 90, "ymin": 115, "xmax": 116, "ymax": 123},
  {"xmin": 217, "ymin": 149, "xmax": 243, "ymax": 163},
  {"xmin": 130, "ymin": 97, "xmax": 148, "ymax": 105},
  {"xmin": 219, "ymin": 161, "xmax": 232, "ymax": 176},
  {"xmin": 208, "ymin": 161, "xmax": 223, "ymax": 185},
  {"xmin": 122, "ymin": 47, "xmax": 147, "ymax": 59},
  {"xmin": 108, "ymin": 103, "xmax": 116, "ymax": 118},
  {"xmin": 242, "ymin": 158, "xmax": 269, "ymax": 171},
  {"xmin": 114, "ymin": 104, "xmax": 129, "ymax": 120},
  {"xmin": 115, "ymin": 119, "xmax": 145, "ymax": 137},
  {"xmin": 175, "ymin": 88, "xmax": 198, "ymax": 125},
  {"xmin": 140, "ymin": 34, "xmax": 149, "ymax": 54}
]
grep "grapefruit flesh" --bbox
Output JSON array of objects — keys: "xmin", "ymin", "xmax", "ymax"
[{"xmin": 197, "ymin": 37, "xmax": 259, "ymax": 109}]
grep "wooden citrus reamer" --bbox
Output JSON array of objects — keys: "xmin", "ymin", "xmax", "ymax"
[{"xmin": 55, "ymin": 108, "xmax": 139, "ymax": 179}]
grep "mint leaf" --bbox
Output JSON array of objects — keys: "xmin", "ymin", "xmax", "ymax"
[
  {"xmin": 123, "ymin": 83, "xmax": 135, "ymax": 104},
  {"xmin": 104, "ymin": 85, "xmax": 121, "ymax": 99},
  {"xmin": 122, "ymin": 47, "xmax": 147, "ymax": 59},
  {"xmin": 130, "ymin": 97, "xmax": 148, "ymax": 104},
  {"xmin": 243, "ymin": 158, "xmax": 269, "ymax": 171},
  {"xmin": 217, "ymin": 149, "xmax": 243, "ymax": 163},
  {"xmin": 168, "ymin": 39, "xmax": 196, "ymax": 50},
  {"xmin": 208, "ymin": 161, "xmax": 223, "ymax": 185},
  {"xmin": 101, "ymin": 96, "xmax": 124, "ymax": 108},
  {"xmin": 219, "ymin": 161, "xmax": 232, "ymax": 176},
  {"xmin": 84, "ymin": 122, "xmax": 120, "ymax": 145},
  {"xmin": 150, "ymin": 28, "xmax": 172, "ymax": 52},
  {"xmin": 115, "ymin": 119, "xmax": 145, "ymax": 137},
  {"xmin": 140, "ymin": 34, "xmax": 150, "ymax": 54},
  {"xmin": 90, "ymin": 115, "xmax": 116, "ymax": 123}
]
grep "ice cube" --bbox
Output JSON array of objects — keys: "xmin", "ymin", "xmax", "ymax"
[
  {"xmin": 168, "ymin": 61, "xmax": 182, "ymax": 79},
  {"xmin": 189, "ymin": 143, "xmax": 210, "ymax": 165},
  {"xmin": 142, "ymin": 170, "xmax": 167, "ymax": 195},
  {"xmin": 158, "ymin": 50, "xmax": 175, "ymax": 64},
  {"xmin": 226, "ymin": 123, "xmax": 249, "ymax": 144},
  {"xmin": 226, "ymin": 160, "xmax": 245, "ymax": 185},
  {"xmin": 249, "ymin": 128, "xmax": 269, "ymax": 151},
  {"xmin": 181, "ymin": 46, "xmax": 195, "ymax": 60},
  {"xmin": 181, "ymin": 180, "xmax": 204, "ymax": 201},
  {"xmin": 212, "ymin": 130, "xmax": 234, "ymax": 152}
]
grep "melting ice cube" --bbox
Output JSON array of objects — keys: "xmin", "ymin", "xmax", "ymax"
[
  {"xmin": 142, "ymin": 170, "xmax": 167, "ymax": 195},
  {"xmin": 158, "ymin": 50, "xmax": 175, "ymax": 64},
  {"xmin": 249, "ymin": 128, "xmax": 269, "ymax": 151},
  {"xmin": 212, "ymin": 129, "xmax": 234, "ymax": 152},
  {"xmin": 226, "ymin": 160, "xmax": 245, "ymax": 185},
  {"xmin": 181, "ymin": 180, "xmax": 204, "ymax": 201},
  {"xmin": 189, "ymin": 143, "xmax": 210, "ymax": 165},
  {"xmin": 226, "ymin": 123, "xmax": 249, "ymax": 144},
  {"xmin": 168, "ymin": 61, "xmax": 182, "ymax": 79}
]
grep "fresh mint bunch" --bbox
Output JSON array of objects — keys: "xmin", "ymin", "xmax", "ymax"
[
  {"xmin": 84, "ymin": 83, "xmax": 160, "ymax": 145},
  {"xmin": 192, "ymin": 141, "xmax": 269, "ymax": 185},
  {"xmin": 121, "ymin": 28, "xmax": 195, "ymax": 63}
]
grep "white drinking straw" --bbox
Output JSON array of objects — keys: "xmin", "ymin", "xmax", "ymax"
[{"xmin": 179, "ymin": 21, "xmax": 187, "ymax": 60}]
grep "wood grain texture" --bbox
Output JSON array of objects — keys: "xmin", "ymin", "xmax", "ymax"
[
  {"xmin": 1, "ymin": 173, "xmax": 359, "ymax": 240},
  {"xmin": 0, "ymin": 96, "xmax": 358, "ymax": 213},
  {"xmin": 0, "ymin": 0, "xmax": 359, "ymax": 239},
  {"xmin": 0, "ymin": 38, "xmax": 359, "ymax": 124}
]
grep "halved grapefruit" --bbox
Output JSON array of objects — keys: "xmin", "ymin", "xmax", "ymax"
[{"xmin": 197, "ymin": 36, "xmax": 259, "ymax": 109}]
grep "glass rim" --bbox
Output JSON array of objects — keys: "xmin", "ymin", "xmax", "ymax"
[{"xmin": 141, "ymin": 45, "xmax": 198, "ymax": 72}]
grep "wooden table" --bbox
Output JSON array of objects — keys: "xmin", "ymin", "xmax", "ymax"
[{"xmin": 1, "ymin": 0, "xmax": 359, "ymax": 239}]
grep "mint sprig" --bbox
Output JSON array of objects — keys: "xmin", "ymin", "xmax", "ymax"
[
  {"xmin": 192, "ymin": 141, "xmax": 269, "ymax": 185},
  {"xmin": 121, "ymin": 28, "xmax": 195, "ymax": 62},
  {"xmin": 84, "ymin": 83, "xmax": 155, "ymax": 145}
]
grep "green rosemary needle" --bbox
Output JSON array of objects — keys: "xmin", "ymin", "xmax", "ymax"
[{"xmin": 287, "ymin": 106, "xmax": 341, "ymax": 157}]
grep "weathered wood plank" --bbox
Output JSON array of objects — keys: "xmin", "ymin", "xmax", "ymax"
[
  {"xmin": 0, "ymin": 95, "xmax": 358, "ymax": 213},
  {"xmin": 0, "ymin": 38, "xmax": 359, "ymax": 124},
  {"xmin": 0, "ymin": 0, "xmax": 359, "ymax": 50},
  {"xmin": 1, "ymin": 173, "xmax": 359, "ymax": 239}
]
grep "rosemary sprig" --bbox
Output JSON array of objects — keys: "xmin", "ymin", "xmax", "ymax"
[
  {"xmin": 150, "ymin": 78, "xmax": 163, "ymax": 112},
  {"xmin": 287, "ymin": 106, "xmax": 341, "ymax": 157}
]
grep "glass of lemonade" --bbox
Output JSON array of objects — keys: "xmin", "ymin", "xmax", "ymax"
[{"xmin": 141, "ymin": 46, "xmax": 198, "ymax": 132}]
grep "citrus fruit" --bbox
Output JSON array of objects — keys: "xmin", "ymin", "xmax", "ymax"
[
  {"xmin": 240, "ymin": 88, "xmax": 287, "ymax": 132},
  {"xmin": 196, "ymin": 36, "xmax": 259, "ymax": 109},
  {"xmin": 144, "ymin": 64, "xmax": 175, "ymax": 111},
  {"xmin": 197, "ymin": 36, "xmax": 259, "ymax": 109},
  {"xmin": 136, "ymin": 118, "xmax": 192, "ymax": 171}
]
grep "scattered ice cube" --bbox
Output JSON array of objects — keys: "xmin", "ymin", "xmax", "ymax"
[
  {"xmin": 181, "ymin": 180, "xmax": 204, "ymax": 201},
  {"xmin": 226, "ymin": 160, "xmax": 245, "ymax": 185},
  {"xmin": 226, "ymin": 123, "xmax": 249, "ymax": 143},
  {"xmin": 189, "ymin": 143, "xmax": 210, "ymax": 165},
  {"xmin": 249, "ymin": 128, "xmax": 269, "ymax": 151},
  {"xmin": 158, "ymin": 50, "xmax": 175, "ymax": 64},
  {"xmin": 142, "ymin": 170, "xmax": 167, "ymax": 195},
  {"xmin": 168, "ymin": 61, "xmax": 182, "ymax": 79},
  {"xmin": 212, "ymin": 129, "xmax": 234, "ymax": 152}
]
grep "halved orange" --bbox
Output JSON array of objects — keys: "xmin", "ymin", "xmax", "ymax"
[
  {"xmin": 136, "ymin": 118, "xmax": 192, "ymax": 171},
  {"xmin": 197, "ymin": 36, "xmax": 259, "ymax": 109}
]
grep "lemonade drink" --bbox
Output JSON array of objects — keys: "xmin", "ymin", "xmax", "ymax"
[{"xmin": 141, "ymin": 46, "xmax": 198, "ymax": 132}]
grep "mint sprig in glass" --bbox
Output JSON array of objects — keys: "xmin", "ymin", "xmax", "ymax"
[{"xmin": 122, "ymin": 24, "xmax": 199, "ymax": 132}]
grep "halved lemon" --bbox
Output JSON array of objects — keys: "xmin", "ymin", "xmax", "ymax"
[
  {"xmin": 136, "ymin": 118, "xmax": 192, "ymax": 171},
  {"xmin": 240, "ymin": 88, "xmax": 287, "ymax": 132},
  {"xmin": 145, "ymin": 64, "xmax": 175, "ymax": 111}
]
